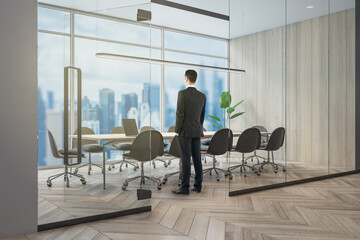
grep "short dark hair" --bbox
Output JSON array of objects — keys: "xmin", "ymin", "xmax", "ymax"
[{"xmin": 185, "ymin": 70, "xmax": 197, "ymax": 83}]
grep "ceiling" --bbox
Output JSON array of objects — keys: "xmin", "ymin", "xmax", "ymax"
[{"xmin": 39, "ymin": 0, "xmax": 355, "ymax": 39}]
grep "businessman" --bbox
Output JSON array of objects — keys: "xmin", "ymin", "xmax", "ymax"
[{"xmin": 172, "ymin": 69, "xmax": 206, "ymax": 195}]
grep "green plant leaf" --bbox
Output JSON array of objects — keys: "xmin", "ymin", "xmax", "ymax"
[
  {"xmin": 220, "ymin": 91, "xmax": 231, "ymax": 109},
  {"xmin": 227, "ymin": 107, "xmax": 235, "ymax": 114},
  {"xmin": 206, "ymin": 120, "xmax": 223, "ymax": 129},
  {"xmin": 207, "ymin": 115, "xmax": 221, "ymax": 122},
  {"xmin": 232, "ymin": 99, "xmax": 244, "ymax": 110},
  {"xmin": 230, "ymin": 112, "xmax": 245, "ymax": 119}
]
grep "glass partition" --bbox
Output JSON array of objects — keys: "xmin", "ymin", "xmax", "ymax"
[
  {"xmin": 229, "ymin": 0, "xmax": 356, "ymax": 194},
  {"xmin": 37, "ymin": 2, "xmax": 154, "ymax": 226}
]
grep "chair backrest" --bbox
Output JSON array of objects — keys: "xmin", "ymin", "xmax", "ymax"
[
  {"xmin": 72, "ymin": 127, "xmax": 97, "ymax": 148},
  {"xmin": 168, "ymin": 126, "xmax": 176, "ymax": 132},
  {"xmin": 48, "ymin": 130, "xmax": 62, "ymax": 159},
  {"xmin": 207, "ymin": 128, "xmax": 232, "ymax": 155},
  {"xmin": 130, "ymin": 130, "xmax": 164, "ymax": 161},
  {"xmin": 235, "ymin": 128, "xmax": 261, "ymax": 153},
  {"xmin": 265, "ymin": 127, "xmax": 285, "ymax": 151},
  {"xmin": 110, "ymin": 126, "xmax": 125, "ymax": 134},
  {"xmin": 168, "ymin": 136, "xmax": 181, "ymax": 158},
  {"xmin": 140, "ymin": 126, "xmax": 156, "ymax": 133}
]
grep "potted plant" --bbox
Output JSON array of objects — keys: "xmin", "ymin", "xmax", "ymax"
[{"xmin": 207, "ymin": 91, "xmax": 244, "ymax": 129}]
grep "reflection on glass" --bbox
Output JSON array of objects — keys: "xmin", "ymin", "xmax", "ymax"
[
  {"xmin": 38, "ymin": 33, "xmax": 70, "ymax": 167},
  {"xmin": 38, "ymin": 7, "xmax": 70, "ymax": 33},
  {"xmin": 75, "ymin": 14, "xmax": 161, "ymax": 47}
]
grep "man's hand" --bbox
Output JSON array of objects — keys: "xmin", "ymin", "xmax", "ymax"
[{"xmin": 175, "ymin": 133, "xmax": 179, "ymax": 136}]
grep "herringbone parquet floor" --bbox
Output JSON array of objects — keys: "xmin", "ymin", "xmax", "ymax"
[{"xmin": 4, "ymin": 172, "xmax": 360, "ymax": 240}]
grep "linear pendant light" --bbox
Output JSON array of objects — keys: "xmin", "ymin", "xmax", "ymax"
[{"xmin": 96, "ymin": 53, "xmax": 245, "ymax": 73}]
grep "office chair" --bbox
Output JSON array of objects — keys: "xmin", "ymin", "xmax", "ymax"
[
  {"xmin": 108, "ymin": 126, "xmax": 138, "ymax": 171},
  {"xmin": 161, "ymin": 136, "xmax": 183, "ymax": 186},
  {"xmin": 47, "ymin": 130, "xmax": 86, "ymax": 187},
  {"xmin": 227, "ymin": 128, "xmax": 261, "ymax": 177},
  {"xmin": 202, "ymin": 128, "xmax": 233, "ymax": 181},
  {"xmin": 141, "ymin": 126, "xmax": 168, "ymax": 168},
  {"xmin": 255, "ymin": 127, "xmax": 286, "ymax": 173},
  {"xmin": 122, "ymin": 130, "xmax": 164, "ymax": 190},
  {"xmin": 249, "ymin": 125, "xmax": 269, "ymax": 163},
  {"xmin": 72, "ymin": 127, "xmax": 104, "ymax": 175}
]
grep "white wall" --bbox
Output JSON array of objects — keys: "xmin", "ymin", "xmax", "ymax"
[{"xmin": 0, "ymin": 0, "xmax": 38, "ymax": 238}]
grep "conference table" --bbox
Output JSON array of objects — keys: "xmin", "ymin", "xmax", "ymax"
[{"xmin": 71, "ymin": 131, "xmax": 270, "ymax": 189}]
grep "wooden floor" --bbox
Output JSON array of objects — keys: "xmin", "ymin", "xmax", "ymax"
[
  {"xmin": 4, "ymin": 173, "xmax": 360, "ymax": 240},
  {"xmin": 37, "ymin": 155, "xmax": 353, "ymax": 225}
]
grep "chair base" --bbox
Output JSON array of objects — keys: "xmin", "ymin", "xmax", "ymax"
[
  {"xmin": 202, "ymin": 155, "xmax": 229, "ymax": 181},
  {"xmin": 47, "ymin": 169, "xmax": 86, "ymax": 188},
  {"xmin": 227, "ymin": 153, "xmax": 260, "ymax": 177},
  {"xmin": 122, "ymin": 162, "xmax": 162, "ymax": 190},
  {"xmin": 108, "ymin": 159, "xmax": 139, "ymax": 172},
  {"xmin": 254, "ymin": 152, "xmax": 286, "ymax": 173},
  {"xmin": 73, "ymin": 162, "xmax": 103, "ymax": 175}
]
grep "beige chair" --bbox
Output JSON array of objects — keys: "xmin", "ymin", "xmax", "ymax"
[
  {"xmin": 72, "ymin": 127, "xmax": 104, "ymax": 175},
  {"xmin": 108, "ymin": 126, "xmax": 139, "ymax": 171},
  {"xmin": 47, "ymin": 130, "xmax": 86, "ymax": 187},
  {"xmin": 122, "ymin": 130, "xmax": 164, "ymax": 190},
  {"xmin": 141, "ymin": 126, "xmax": 168, "ymax": 168}
]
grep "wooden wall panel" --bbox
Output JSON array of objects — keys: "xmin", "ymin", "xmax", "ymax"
[
  {"xmin": 230, "ymin": 9, "xmax": 355, "ymax": 168},
  {"xmin": 346, "ymin": 9, "xmax": 356, "ymax": 170},
  {"xmin": 296, "ymin": 19, "xmax": 313, "ymax": 164},
  {"xmin": 285, "ymin": 23, "xmax": 297, "ymax": 162},
  {"xmin": 329, "ymin": 11, "xmax": 348, "ymax": 168},
  {"xmin": 311, "ymin": 15, "xmax": 329, "ymax": 165}
]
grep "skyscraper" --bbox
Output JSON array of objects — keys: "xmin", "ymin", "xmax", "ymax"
[
  {"xmin": 47, "ymin": 91, "xmax": 54, "ymax": 110},
  {"xmin": 142, "ymin": 83, "xmax": 160, "ymax": 112},
  {"xmin": 99, "ymin": 88, "xmax": 115, "ymax": 134},
  {"xmin": 38, "ymin": 88, "xmax": 47, "ymax": 166},
  {"xmin": 121, "ymin": 93, "xmax": 138, "ymax": 120}
]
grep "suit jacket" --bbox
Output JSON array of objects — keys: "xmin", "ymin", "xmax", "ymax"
[{"xmin": 175, "ymin": 87, "xmax": 206, "ymax": 138}]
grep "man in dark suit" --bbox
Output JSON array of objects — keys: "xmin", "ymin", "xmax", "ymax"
[{"xmin": 172, "ymin": 70, "xmax": 206, "ymax": 195}]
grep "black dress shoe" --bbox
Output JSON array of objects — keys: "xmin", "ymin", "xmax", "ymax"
[
  {"xmin": 192, "ymin": 187, "xmax": 201, "ymax": 193},
  {"xmin": 172, "ymin": 188, "xmax": 189, "ymax": 195}
]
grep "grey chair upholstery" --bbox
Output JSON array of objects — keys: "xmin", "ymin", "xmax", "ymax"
[
  {"xmin": 255, "ymin": 127, "xmax": 286, "ymax": 173},
  {"xmin": 227, "ymin": 128, "xmax": 261, "ymax": 177},
  {"xmin": 201, "ymin": 128, "xmax": 233, "ymax": 181},
  {"xmin": 47, "ymin": 130, "xmax": 86, "ymax": 187},
  {"xmin": 249, "ymin": 125, "xmax": 269, "ymax": 163},
  {"xmin": 122, "ymin": 130, "xmax": 164, "ymax": 190},
  {"xmin": 72, "ymin": 127, "xmax": 103, "ymax": 175},
  {"xmin": 161, "ymin": 136, "xmax": 183, "ymax": 186},
  {"xmin": 141, "ymin": 126, "xmax": 168, "ymax": 168},
  {"xmin": 108, "ymin": 126, "xmax": 139, "ymax": 171}
]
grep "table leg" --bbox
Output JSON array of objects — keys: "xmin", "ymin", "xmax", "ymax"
[{"xmin": 103, "ymin": 145, "xmax": 106, "ymax": 189}]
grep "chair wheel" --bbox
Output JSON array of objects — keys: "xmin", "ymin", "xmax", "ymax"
[
  {"xmin": 126, "ymin": 163, "xmax": 128, "ymax": 167},
  {"xmin": 81, "ymin": 179, "xmax": 86, "ymax": 185},
  {"xmin": 66, "ymin": 183, "xmax": 70, "ymax": 187},
  {"xmin": 229, "ymin": 175, "xmax": 233, "ymax": 180},
  {"xmin": 157, "ymin": 184, "xmax": 162, "ymax": 190},
  {"xmin": 108, "ymin": 167, "xmax": 111, "ymax": 171},
  {"xmin": 112, "ymin": 165, "xmax": 115, "ymax": 169},
  {"xmin": 120, "ymin": 168, "xmax": 122, "ymax": 172},
  {"xmin": 47, "ymin": 182, "xmax": 52, "ymax": 187},
  {"xmin": 161, "ymin": 178, "xmax": 167, "ymax": 184},
  {"xmin": 283, "ymin": 168, "xmax": 286, "ymax": 172},
  {"xmin": 88, "ymin": 171, "xmax": 91, "ymax": 175},
  {"xmin": 217, "ymin": 178, "xmax": 220, "ymax": 181},
  {"xmin": 164, "ymin": 164, "xmax": 168, "ymax": 167},
  {"xmin": 274, "ymin": 170, "xmax": 278, "ymax": 173},
  {"xmin": 133, "ymin": 167, "xmax": 137, "ymax": 171},
  {"xmin": 122, "ymin": 185, "xmax": 127, "ymax": 190},
  {"xmin": 209, "ymin": 172, "xmax": 212, "ymax": 176},
  {"xmin": 244, "ymin": 174, "xmax": 247, "ymax": 177},
  {"xmin": 257, "ymin": 173, "xmax": 261, "ymax": 176}
]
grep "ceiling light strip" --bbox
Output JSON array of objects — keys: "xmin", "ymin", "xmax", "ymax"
[{"xmin": 96, "ymin": 53, "xmax": 245, "ymax": 73}]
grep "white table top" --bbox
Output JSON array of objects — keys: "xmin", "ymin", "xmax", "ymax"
[{"xmin": 70, "ymin": 131, "xmax": 270, "ymax": 141}]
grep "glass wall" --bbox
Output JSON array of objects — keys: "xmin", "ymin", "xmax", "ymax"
[{"xmin": 229, "ymin": 0, "xmax": 356, "ymax": 194}]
